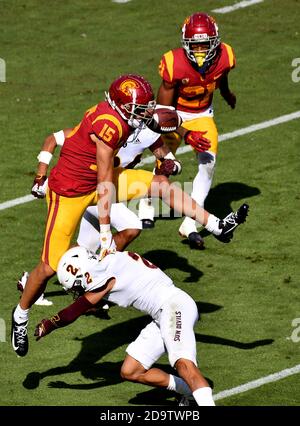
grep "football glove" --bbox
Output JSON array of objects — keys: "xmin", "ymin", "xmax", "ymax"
[
  {"xmin": 31, "ymin": 175, "xmax": 48, "ymax": 198},
  {"xmin": 154, "ymin": 159, "xmax": 181, "ymax": 177},
  {"xmin": 34, "ymin": 318, "xmax": 55, "ymax": 341},
  {"xmin": 184, "ymin": 131, "xmax": 211, "ymax": 153},
  {"xmin": 99, "ymin": 228, "xmax": 116, "ymax": 260}
]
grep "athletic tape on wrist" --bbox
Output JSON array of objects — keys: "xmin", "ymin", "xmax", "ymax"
[
  {"xmin": 37, "ymin": 151, "xmax": 53, "ymax": 165},
  {"xmin": 164, "ymin": 152, "xmax": 176, "ymax": 160},
  {"xmin": 100, "ymin": 224, "xmax": 111, "ymax": 233}
]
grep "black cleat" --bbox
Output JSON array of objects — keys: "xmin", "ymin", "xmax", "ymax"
[
  {"xmin": 177, "ymin": 394, "xmax": 197, "ymax": 406},
  {"xmin": 141, "ymin": 219, "xmax": 155, "ymax": 229},
  {"xmin": 188, "ymin": 232, "xmax": 205, "ymax": 250},
  {"xmin": 216, "ymin": 203, "xmax": 249, "ymax": 243},
  {"xmin": 11, "ymin": 307, "xmax": 29, "ymax": 357}
]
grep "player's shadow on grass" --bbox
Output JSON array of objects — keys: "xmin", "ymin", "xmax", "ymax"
[
  {"xmin": 142, "ymin": 249, "xmax": 203, "ymax": 283},
  {"xmin": 23, "ymin": 315, "xmax": 151, "ymax": 390},
  {"xmin": 205, "ymin": 181, "xmax": 260, "ymax": 223},
  {"xmin": 179, "ymin": 181, "xmax": 260, "ymax": 244},
  {"xmin": 23, "ymin": 309, "xmax": 273, "ymax": 401},
  {"xmin": 195, "ymin": 333, "xmax": 274, "ymax": 350}
]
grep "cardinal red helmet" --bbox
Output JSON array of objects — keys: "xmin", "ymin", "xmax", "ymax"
[
  {"xmin": 106, "ymin": 74, "xmax": 156, "ymax": 128},
  {"xmin": 182, "ymin": 13, "xmax": 220, "ymax": 69}
]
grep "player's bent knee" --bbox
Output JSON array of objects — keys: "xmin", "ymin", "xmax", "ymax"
[
  {"xmin": 175, "ymin": 358, "xmax": 196, "ymax": 370},
  {"xmin": 175, "ymin": 358, "xmax": 199, "ymax": 380},
  {"xmin": 120, "ymin": 365, "xmax": 142, "ymax": 382},
  {"xmin": 123, "ymin": 228, "xmax": 141, "ymax": 241},
  {"xmin": 120, "ymin": 356, "xmax": 148, "ymax": 382}
]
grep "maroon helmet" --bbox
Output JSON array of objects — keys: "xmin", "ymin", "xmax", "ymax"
[
  {"xmin": 106, "ymin": 74, "xmax": 156, "ymax": 128},
  {"xmin": 182, "ymin": 13, "xmax": 220, "ymax": 68}
]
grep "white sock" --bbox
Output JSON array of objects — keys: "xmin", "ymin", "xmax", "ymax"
[
  {"xmin": 193, "ymin": 387, "xmax": 215, "ymax": 406},
  {"xmin": 14, "ymin": 304, "xmax": 29, "ymax": 324},
  {"xmin": 179, "ymin": 217, "xmax": 198, "ymax": 236},
  {"xmin": 167, "ymin": 374, "xmax": 192, "ymax": 395},
  {"xmin": 205, "ymin": 214, "xmax": 221, "ymax": 235},
  {"xmin": 138, "ymin": 198, "xmax": 155, "ymax": 221}
]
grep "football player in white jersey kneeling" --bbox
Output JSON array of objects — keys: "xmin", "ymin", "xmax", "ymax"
[{"xmin": 35, "ymin": 246, "xmax": 215, "ymax": 406}]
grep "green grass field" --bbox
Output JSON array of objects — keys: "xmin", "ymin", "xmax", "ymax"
[{"xmin": 1, "ymin": 0, "xmax": 300, "ymax": 407}]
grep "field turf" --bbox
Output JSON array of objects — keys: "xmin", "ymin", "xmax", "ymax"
[{"xmin": 0, "ymin": 0, "xmax": 299, "ymax": 407}]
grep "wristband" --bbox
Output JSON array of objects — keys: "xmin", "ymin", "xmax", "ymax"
[
  {"xmin": 164, "ymin": 152, "xmax": 176, "ymax": 160},
  {"xmin": 100, "ymin": 224, "xmax": 111, "ymax": 233},
  {"xmin": 37, "ymin": 151, "xmax": 53, "ymax": 165},
  {"xmin": 174, "ymin": 160, "xmax": 182, "ymax": 174},
  {"xmin": 53, "ymin": 130, "xmax": 65, "ymax": 146}
]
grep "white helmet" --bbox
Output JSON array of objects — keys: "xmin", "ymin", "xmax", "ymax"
[{"xmin": 57, "ymin": 246, "xmax": 98, "ymax": 294}]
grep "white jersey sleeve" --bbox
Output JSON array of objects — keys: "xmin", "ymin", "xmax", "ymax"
[{"xmin": 115, "ymin": 126, "xmax": 160, "ymax": 168}]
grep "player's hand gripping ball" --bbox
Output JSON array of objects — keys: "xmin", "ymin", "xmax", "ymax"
[{"xmin": 147, "ymin": 107, "xmax": 182, "ymax": 134}]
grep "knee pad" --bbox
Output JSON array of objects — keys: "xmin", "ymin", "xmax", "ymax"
[{"xmin": 197, "ymin": 151, "xmax": 216, "ymax": 179}]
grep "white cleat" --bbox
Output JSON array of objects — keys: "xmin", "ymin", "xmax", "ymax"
[
  {"xmin": 17, "ymin": 271, "xmax": 53, "ymax": 306},
  {"xmin": 34, "ymin": 294, "xmax": 53, "ymax": 306}
]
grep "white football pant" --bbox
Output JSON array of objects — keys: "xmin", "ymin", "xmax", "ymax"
[{"xmin": 77, "ymin": 203, "xmax": 142, "ymax": 253}]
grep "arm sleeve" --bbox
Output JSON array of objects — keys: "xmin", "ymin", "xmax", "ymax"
[{"xmin": 48, "ymin": 295, "xmax": 94, "ymax": 329}]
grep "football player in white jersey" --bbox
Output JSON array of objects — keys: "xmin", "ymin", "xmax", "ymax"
[{"xmin": 35, "ymin": 246, "xmax": 216, "ymax": 406}]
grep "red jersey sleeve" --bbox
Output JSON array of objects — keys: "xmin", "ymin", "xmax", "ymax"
[
  {"xmin": 222, "ymin": 43, "xmax": 236, "ymax": 72},
  {"xmin": 91, "ymin": 114, "xmax": 124, "ymax": 150},
  {"xmin": 158, "ymin": 50, "xmax": 175, "ymax": 84}
]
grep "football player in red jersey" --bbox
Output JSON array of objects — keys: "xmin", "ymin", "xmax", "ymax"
[
  {"xmin": 139, "ymin": 12, "xmax": 236, "ymax": 248},
  {"xmin": 11, "ymin": 73, "xmax": 248, "ymax": 358}
]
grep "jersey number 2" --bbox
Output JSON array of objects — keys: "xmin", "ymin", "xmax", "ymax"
[{"xmin": 127, "ymin": 252, "xmax": 158, "ymax": 269}]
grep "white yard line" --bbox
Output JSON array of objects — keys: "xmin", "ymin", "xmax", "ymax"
[
  {"xmin": 212, "ymin": 0, "xmax": 264, "ymax": 14},
  {"xmin": 140, "ymin": 110, "xmax": 300, "ymax": 166},
  {"xmin": 1, "ymin": 110, "xmax": 299, "ymax": 212},
  {"xmin": 214, "ymin": 364, "xmax": 300, "ymax": 401},
  {"xmin": 0, "ymin": 194, "xmax": 35, "ymax": 211}
]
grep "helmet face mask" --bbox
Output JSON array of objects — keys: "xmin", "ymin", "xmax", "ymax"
[
  {"xmin": 67, "ymin": 278, "xmax": 85, "ymax": 300},
  {"xmin": 182, "ymin": 13, "xmax": 220, "ymax": 70},
  {"xmin": 106, "ymin": 74, "xmax": 156, "ymax": 128}
]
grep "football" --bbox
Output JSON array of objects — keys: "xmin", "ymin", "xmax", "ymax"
[{"xmin": 147, "ymin": 107, "xmax": 182, "ymax": 134}]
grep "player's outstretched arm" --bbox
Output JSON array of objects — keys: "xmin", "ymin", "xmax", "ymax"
[
  {"xmin": 34, "ymin": 279, "xmax": 115, "ymax": 340},
  {"xmin": 34, "ymin": 295, "xmax": 94, "ymax": 340}
]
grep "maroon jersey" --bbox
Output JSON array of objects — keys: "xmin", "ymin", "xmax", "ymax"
[
  {"xmin": 158, "ymin": 43, "xmax": 235, "ymax": 113},
  {"xmin": 49, "ymin": 101, "xmax": 131, "ymax": 196}
]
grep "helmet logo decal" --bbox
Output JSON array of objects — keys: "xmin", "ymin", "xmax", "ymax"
[
  {"xmin": 193, "ymin": 33, "xmax": 209, "ymax": 41},
  {"xmin": 119, "ymin": 80, "xmax": 140, "ymax": 96}
]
